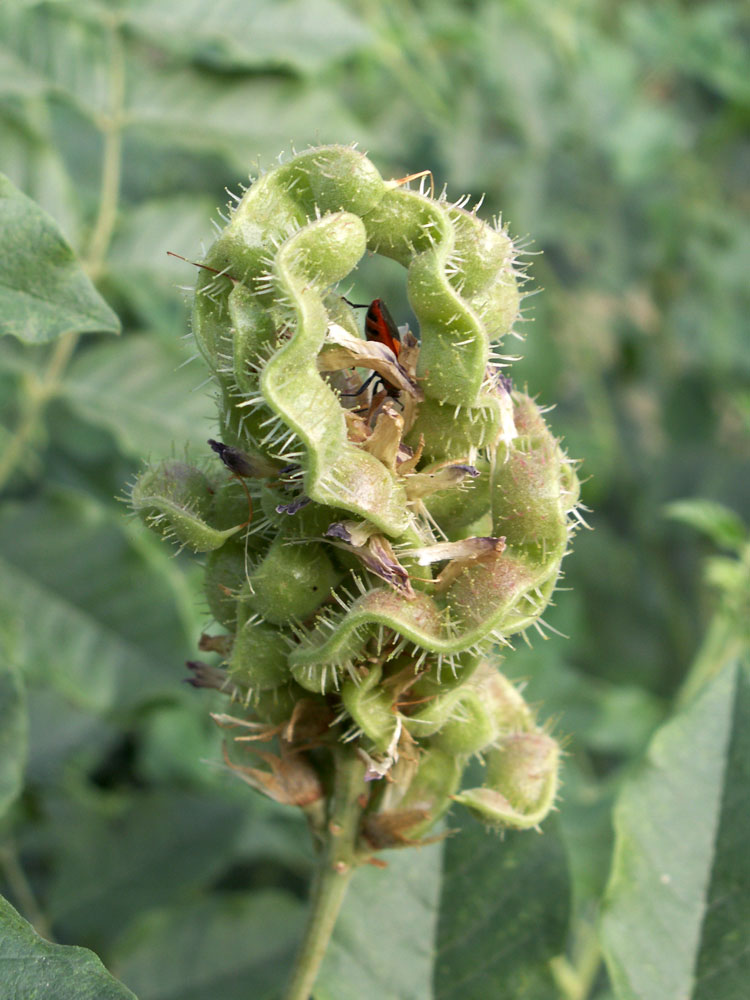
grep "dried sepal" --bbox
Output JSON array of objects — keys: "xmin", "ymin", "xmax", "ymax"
[{"xmin": 222, "ymin": 742, "xmax": 324, "ymax": 808}]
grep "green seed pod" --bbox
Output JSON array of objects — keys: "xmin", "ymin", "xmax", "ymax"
[
  {"xmin": 252, "ymin": 682, "xmax": 310, "ymax": 726},
  {"xmin": 479, "ymin": 663, "xmax": 535, "ymax": 733},
  {"xmin": 244, "ymin": 538, "xmax": 341, "ymax": 626},
  {"xmin": 405, "ymin": 397, "xmax": 504, "ymax": 464},
  {"xmin": 129, "ymin": 144, "xmax": 581, "ymax": 840},
  {"xmin": 398, "ymin": 748, "xmax": 463, "ymax": 822},
  {"xmin": 131, "ymin": 460, "xmax": 242, "ymax": 552},
  {"xmin": 423, "ymin": 662, "xmax": 532, "ymax": 755},
  {"xmin": 364, "ymin": 748, "xmax": 463, "ymax": 845},
  {"xmin": 341, "ymin": 664, "xmax": 397, "ymax": 753},
  {"xmin": 491, "ymin": 397, "xmax": 574, "ymax": 560},
  {"xmin": 209, "ymin": 479, "xmax": 255, "ymax": 530},
  {"xmin": 204, "ymin": 541, "xmax": 248, "ymax": 629},
  {"xmin": 429, "ymin": 688, "xmax": 499, "ymax": 755},
  {"xmin": 422, "ymin": 459, "xmax": 491, "ymax": 535},
  {"xmin": 229, "ymin": 618, "xmax": 291, "ymax": 691},
  {"xmin": 454, "ymin": 731, "xmax": 560, "ymax": 830}
]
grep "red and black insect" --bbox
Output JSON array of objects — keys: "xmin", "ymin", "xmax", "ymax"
[
  {"xmin": 356, "ymin": 298, "xmax": 402, "ymax": 359},
  {"xmin": 343, "ymin": 297, "xmax": 403, "ymax": 399}
]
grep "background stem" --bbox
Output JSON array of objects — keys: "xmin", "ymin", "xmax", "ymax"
[
  {"xmin": 0, "ymin": 332, "xmax": 79, "ymax": 491},
  {"xmin": 0, "ymin": 842, "xmax": 55, "ymax": 942},
  {"xmin": 0, "ymin": 15, "xmax": 124, "ymax": 492}
]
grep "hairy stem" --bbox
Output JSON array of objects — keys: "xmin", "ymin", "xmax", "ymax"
[{"xmin": 283, "ymin": 749, "xmax": 367, "ymax": 1000}]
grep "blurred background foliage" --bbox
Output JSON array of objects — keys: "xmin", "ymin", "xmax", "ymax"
[{"xmin": 0, "ymin": 0, "xmax": 748, "ymax": 997}]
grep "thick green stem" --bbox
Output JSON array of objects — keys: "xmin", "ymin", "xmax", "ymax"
[{"xmin": 283, "ymin": 749, "xmax": 367, "ymax": 1000}]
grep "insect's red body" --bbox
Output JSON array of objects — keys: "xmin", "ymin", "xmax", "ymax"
[
  {"xmin": 342, "ymin": 297, "xmax": 404, "ymax": 401},
  {"xmin": 363, "ymin": 298, "xmax": 401, "ymax": 358}
]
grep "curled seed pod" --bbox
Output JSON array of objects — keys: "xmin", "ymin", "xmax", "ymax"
[
  {"xmin": 363, "ymin": 748, "xmax": 463, "ymax": 846},
  {"xmin": 129, "ymin": 144, "xmax": 582, "ymax": 841},
  {"xmin": 132, "ymin": 460, "xmax": 243, "ymax": 552},
  {"xmin": 454, "ymin": 731, "xmax": 561, "ymax": 830},
  {"xmin": 428, "ymin": 661, "xmax": 533, "ymax": 756}
]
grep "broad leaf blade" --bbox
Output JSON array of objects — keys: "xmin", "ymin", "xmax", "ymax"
[
  {"xmin": 0, "ymin": 895, "xmax": 137, "ymax": 1000},
  {"xmin": 314, "ymin": 816, "xmax": 569, "ymax": 1000},
  {"xmin": 0, "ymin": 491, "xmax": 195, "ymax": 712},
  {"xmin": 113, "ymin": 890, "xmax": 305, "ymax": 1000},
  {"xmin": 125, "ymin": 67, "xmax": 366, "ymax": 166},
  {"xmin": 0, "ymin": 174, "xmax": 119, "ymax": 343},
  {"xmin": 693, "ymin": 660, "xmax": 750, "ymax": 998},
  {"xmin": 25, "ymin": 689, "xmax": 116, "ymax": 786},
  {"xmin": 665, "ymin": 499, "xmax": 746, "ymax": 552},
  {"xmin": 601, "ymin": 659, "xmax": 750, "ymax": 1000},
  {"xmin": 0, "ymin": 119, "xmax": 82, "ymax": 247},
  {"xmin": 314, "ymin": 842, "xmax": 443, "ymax": 1000},
  {"xmin": 122, "ymin": 0, "xmax": 371, "ymax": 74},
  {"xmin": 434, "ymin": 817, "xmax": 570, "ymax": 999},
  {"xmin": 61, "ymin": 336, "xmax": 215, "ymax": 458},
  {"xmin": 47, "ymin": 791, "xmax": 246, "ymax": 949},
  {"xmin": 0, "ymin": 43, "xmax": 49, "ymax": 98},
  {"xmin": 0, "ymin": 4, "xmax": 112, "ymax": 120}
]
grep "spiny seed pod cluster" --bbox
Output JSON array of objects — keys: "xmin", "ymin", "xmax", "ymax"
[{"xmin": 130, "ymin": 145, "xmax": 581, "ymax": 845}]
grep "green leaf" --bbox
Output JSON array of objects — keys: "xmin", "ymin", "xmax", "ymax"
[
  {"xmin": 665, "ymin": 499, "xmax": 747, "ymax": 552},
  {"xmin": 314, "ymin": 842, "xmax": 443, "ymax": 1000},
  {"xmin": 434, "ymin": 816, "xmax": 570, "ymax": 999},
  {"xmin": 233, "ymin": 794, "xmax": 313, "ymax": 874},
  {"xmin": 556, "ymin": 763, "xmax": 617, "ymax": 917},
  {"xmin": 0, "ymin": 491, "xmax": 194, "ymax": 712},
  {"xmin": 135, "ymin": 698, "xmax": 228, "ymax": 786},
  {"xmin": 113, "ymin": 890, "xmax": 305, "ymax": 1000},
  {"xmin": 107, "ymin": 195, "xmax": 217, "ymax": 283},
  {"xmin": 60, "ymin": 336, "xmax": 215, "ymax": 458},
  {"xmin": 601, "ymin": 658, "xmax": 750, "ymax": 1000},
  {"xmin": 123, "ymin": 0, "xmax": 371, "ymax": 74},
  {"xmin": 125, "ymin": 66, "xmax": 366, "ymax": 166},
  {"xmin": 315, "ymin": 817, "xmax": 569, "ymax": 1000},
  {"xmin": 0, "ymin": 894, "xmax": 137, "ymax": 1000},
  {"xmin": 0, "ymin": 659, "xmax": 26, "ymax": 819},
  {"xmin": 0, "ymin": 3, "xmax": 367, "ymax": 158},
  {"xmin": 0, "ymin": 4, "xmax": 110, "ymax": 121},
  {"xmin": 0, "ymin": 119, "xmax": 82, "ymax": 249},
  {"xmin": 25, "ymin": 689, "xmax": 116, "ymax": 785},
  {"xmin": 0, "ymin": 43, "xmax": 50, "ymax": 98},
  {"xmin": 47, "ymin": 791, "xmax": 246, "ymax": 949},
  {"xmin": 0, "ymin": 174, "xmax": 120, "ymax": 343}
]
